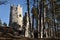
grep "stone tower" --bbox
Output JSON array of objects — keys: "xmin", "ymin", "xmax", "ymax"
[
  {"xmin": 9, "ymin": 4, "xmax": 23, "ymax": 30},
  {"xmin": 17, "ymin": 4, "xmax": 23, "ymax": 30}
]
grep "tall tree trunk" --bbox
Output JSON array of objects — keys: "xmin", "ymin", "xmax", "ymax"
[
  {"xmin": 49, "ymin": 0, "xmax": 56, "ymax": 37},
  {"xmin": 27, "ymin": 0, "xmax": 31, "ymax": 38},
  {"xmin": 42, "ymin": 0, "xmax": 45, "ymax": 38},
  {"xmin": 40, "ymin": 0, "xmax": 45, "ymax": 38},
  {"xmin": 40, "ymin": 0, "xmax": 43, "ymax": 38},
  {"xmin": 36, "ymin": 0, "xmax": 40, "ymax": 38},
  {"xmin": 39, "ymin": 8, "xmax": 41, "ymax": 38},
  {"xmin": 51, "ymin": 0, "xmax": 56, "ymax": 37},
  {"xmin": 32, "ymin": 14, "xmax": 34, "ymax": 38},
  {"xmin": 53, "ymin": 1, "xmax": 56, "ymax": 37}
]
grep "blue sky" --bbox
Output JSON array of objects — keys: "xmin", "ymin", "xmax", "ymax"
[{"xmin": 0, "ymin": 0, "xmax": 27, "ymax": 25}]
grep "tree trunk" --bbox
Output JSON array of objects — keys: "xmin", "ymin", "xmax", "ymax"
[
  {"xmin": 27, "ymin": 0, "xmax": 31, "ymax": 38},
  {"xmin": 32, "ymin": 14, "xmax": 34, "ymax": 38}
]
